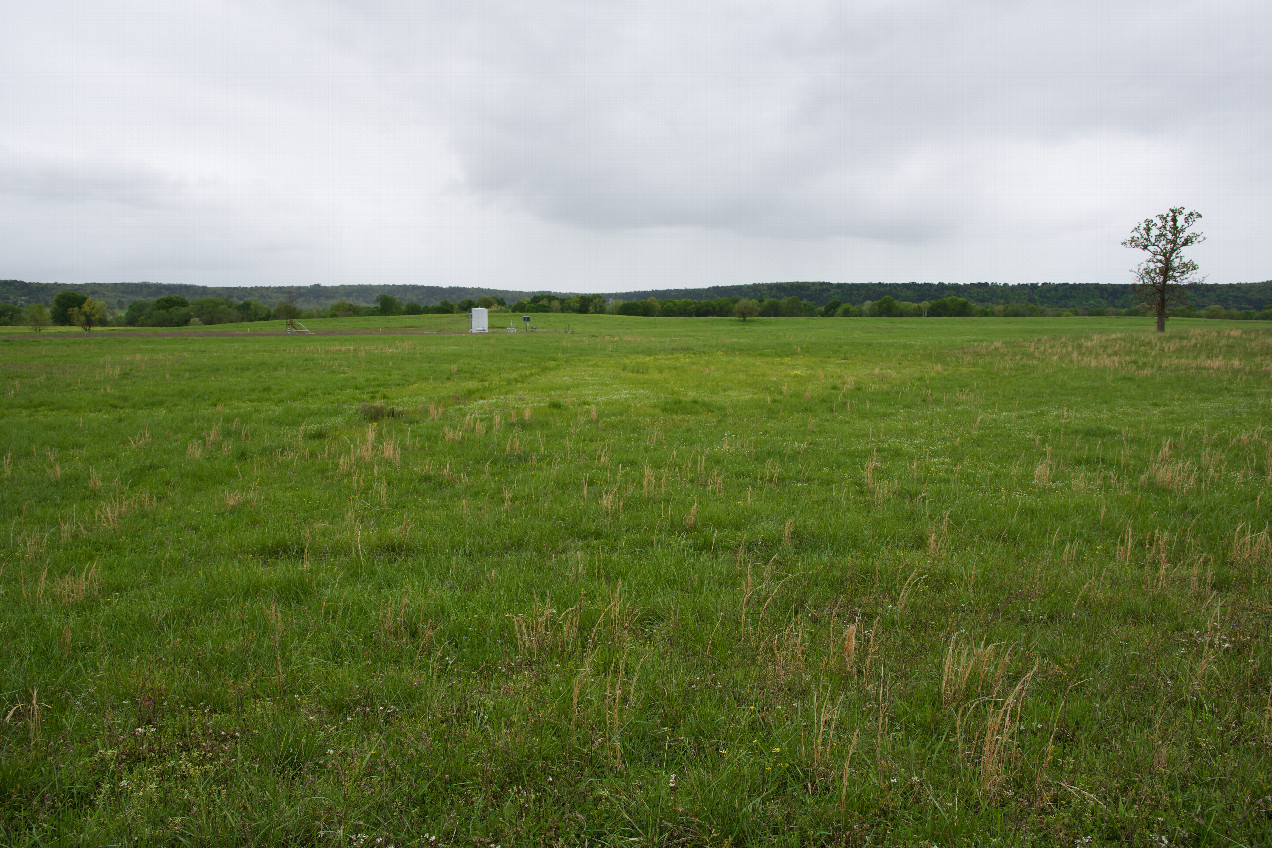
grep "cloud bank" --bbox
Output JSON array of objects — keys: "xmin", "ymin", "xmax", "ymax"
[{"xmin": 2, "ymin": 1, "xmax": 1267, "ymax": 290}]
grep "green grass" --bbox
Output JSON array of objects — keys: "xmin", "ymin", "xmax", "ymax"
[{"xmin": 2, "ymin": 316, "xmax": 1271, "ymax": 846}]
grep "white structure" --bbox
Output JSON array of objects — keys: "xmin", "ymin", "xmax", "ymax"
[{"xmin": 469, "ymin": 307, "xmax": 489, "ymax": 333}]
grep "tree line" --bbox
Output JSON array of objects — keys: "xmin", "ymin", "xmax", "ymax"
[
  {"xmin": 5, "ymin": 278, "xmax": 1270, "ymax": 316},
  {"xmin": 613, "ymin": 280, "xmax": 1272, "ymax": 313},
  {"xmin": 1, "ymin": 285, "xmax": 1268, "ymax": 330},
  {"xmin": 613, "ymin": 294, "xmax": 1272, "ymax": 320}
]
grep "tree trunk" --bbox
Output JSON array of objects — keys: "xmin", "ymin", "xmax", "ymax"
[{"xmin": 1157, "ymin": 288, "xmax": 1167, "ymax": 332}]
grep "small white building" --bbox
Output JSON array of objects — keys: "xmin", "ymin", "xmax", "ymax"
[{"xmin": 469, "ymin": 307, "xmax": 489, "ymax": 333}]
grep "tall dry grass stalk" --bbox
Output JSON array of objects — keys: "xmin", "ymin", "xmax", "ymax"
[
  {"xmin": 896, "ymin": 570, "xmax": 927, "ymax": 613},
  {"xmin": 976, "ymin": 665, "xmax": 1036, "ymax": 795},
  {"xmin": 570, "ymin": 648, "xmax": 597, "ymax": 726},
  {"xmin": 586, "ymin": 581, "xmax": 629, "ymax": 648},
  {"xmin": 811, "ymin": 687, "xmax": 843, "ymax": 770},
  {"xmin": 94, "ymin": 492, "xmax": 156, "ymax": 532},
  {"xmin": 928, "ymin": 512, "xmax": 950, "ymax": 557},
  {"xmin": 863, "ymin": 449, "xmax": 879, "ymax": 492},
  {"xmin": 1116, "ymin": 522, "xmax": 1135, "ymax": 565},
  {"xmin": 767, "ymin": 619, "xmax": 807, "ymax": 684},
  {"xmin": 19, "ymin": 529, "xmax": 48, "ymax": 563},
  {"xmin": 602, "ymin": 648, "xmax": 646, "ymax": 767},
  {"xmin": 508, "ymin": 594, "xmax": 580, "ymax": 659},
  {"xmin": 942, "ymin": 633, "xmax": 1011, "ymax": 707},
  {"xmin": 1033, "ymin": 448, "xmax": 1053, "ymax": 486},
  {"xmin": 1145, "ymin": 529, "xmax": 1170, "ymax": 590},
  {"xmin": 1191, "ymin": 595, "xmax": 1222, "ymax": 693},
  {"xmin": 264, "ymin": 599, "xmax": 285, "ymax": 684},
  {"xmin": 1231, "ymin": 524, "xmax": 1270, "ymax": 568},
  {"xmin": 839, "ymin": 726, "xmax": 860, "ymax": 813},
  {"xmin": 862, "ymin": 618, "xmax": 881, "ymax": 679},
  {"xmin": 1141, "ymin": 438, "xmax": 1199, "ymax": 493},
  {"xmin": 841, "ymin": 621, "xmax": 858, "ymax": 678},
  {"xmin": 54, "ymin": 563, "xmax": 99, "ymax": 606}
]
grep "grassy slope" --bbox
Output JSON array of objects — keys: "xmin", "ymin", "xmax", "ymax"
[{"xmin": 1, "ymin": 316, "xmax": 1270, "ymax": 846}]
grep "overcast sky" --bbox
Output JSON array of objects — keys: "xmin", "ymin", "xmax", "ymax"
[{"xmin": 2, "ymin": 1, "xmax": 1267, "ymax": 293}]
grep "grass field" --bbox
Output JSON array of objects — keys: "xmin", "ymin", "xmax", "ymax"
[{"xmin": 2, "ymin": 315, "xmax": 1270, "ymax": 846}]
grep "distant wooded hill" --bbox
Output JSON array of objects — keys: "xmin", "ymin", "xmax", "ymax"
[
  {"xmin": 2, "ymin": 278, "xmax": 1269, "ymax": 312},
  {"xmin": 611, "ymin": 280, "xmax": 1272, "ymax": 312},
  {"xmin": 0, "ymin": 281, "xmax": 541, "ymax": 312}
]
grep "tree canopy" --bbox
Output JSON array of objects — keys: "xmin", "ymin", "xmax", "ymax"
[
  {"xmin": 1123, "ymin": 208, "xmax": 1205, "ymax": 332},
  {"xmin": 51, "ymin": 291, "xmax": 88, "ymax": 325},
  {"xmin": 69, "ymin": 298, "xmax": 109, "ymax": 331}
]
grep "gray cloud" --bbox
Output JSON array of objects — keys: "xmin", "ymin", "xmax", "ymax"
[
  {"xmin": 350, "ymin": 1, "xmax": 1270, "ymax": 244},
  {"xmin": 0, "ymin": 151, "xmax": 186, "ymax": 208},
  {"xmin": 1, "ymin": 0, "xmax": 1267, "ymax": 289}
]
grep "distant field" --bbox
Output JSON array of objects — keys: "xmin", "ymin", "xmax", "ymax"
[{"xmin": 2, "ymin": 316, "xmax": 1270, "ymax": 846}]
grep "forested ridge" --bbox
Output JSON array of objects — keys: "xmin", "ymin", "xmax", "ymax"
[
  {"xmin": 613, "ymin": 280, "xmax": 1272, "ymax": 311},
  {"xmin": 0, "ymin": 281, "xmax": 539, "ymax": 312},
  {"xmin": 2, "ymin": 278, "xmax": 1269, "ymax": 312}
]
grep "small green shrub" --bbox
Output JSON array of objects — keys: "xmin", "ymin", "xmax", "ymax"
[{"xmin": 359, "ymin": 401, "xmax": 397, "ymax": 421}]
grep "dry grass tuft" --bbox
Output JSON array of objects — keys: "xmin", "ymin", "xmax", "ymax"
[
  {"xmin": 379, "ymin": 594, "xmax": 435, "ymax": 650},
  {"xmin": 1191, "ymin": 595, "xmax": 1223, "ymax": 693},
  {"xmin": 1033, "ymin": 448, "xmax": 1053, "ymax": 486},
  {"xmin": 840, "ymin": 621, "xmax": 858, "ymax": 677},
  {"xmin": 382, "ymin": 437, "xmax": 400, "ymax": 465},
  {"xmin": 928, "ymin": 512, "xmax": 951, "ymax": 557},
  {"xmin": 4, "ymin": 689, "xmax": 45, "ymax": 749},
  {"xmin": 942, "ymin": 633, "xmax": 1011, "ymax": 707},
  {"xmin": 508, "ymin": 594, "xmax": 580, "ymax": 659},
  {"xmin": 767, "ymin": 619, "xmax": 808, "ymax": 684},
  {"xmin": 94, "ymin": 492, "xmax": 157, "ymax": 532},
  {"xmin": 977, "ymin": 666, "xmax": 1035, "ymax": 794},
  {"xmin": 54, "ymin": 563, "xmax": 100, "ymax": 605},
  {"xmin": 1141, "ymin": 439, "xmax": 1199, "ymax": 493},
  {"xmin": 1231, "ymin": 523, "xmax": 1270, "ymax": 569},
  {"xmin": 896, "ymin": 570, "xmax": 927, "ymax": 613},
  {"xmin": 810, "ymin": 687, "xmax": 842, "ymax": 771}
]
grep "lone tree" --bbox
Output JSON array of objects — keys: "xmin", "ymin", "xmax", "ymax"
[
  {"xmin": 25, "ymin": 303, "xmax": 51, "ymax": 332},
  {"xmin": 274, "ymin": 301, "xmax": 301, "ymax": 320},
  {"xmin": 1122, "ymin": 207, "xmax": 1204, "ymax": 332},
  {"xmin": 733, "ymin": 299, "xmax": 760, "ymax": 322},
  {"xmin": 69, "ymin": 299, "xmax": 109, "ymax": 331},
  {"xmin": 376, "ymin": 294, "xmax": 403, "ymax": 316}
]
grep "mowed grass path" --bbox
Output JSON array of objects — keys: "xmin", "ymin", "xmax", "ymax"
[{"xmin": 2, "ymin": 316, "xmax": 1270, "ymax": 846}]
